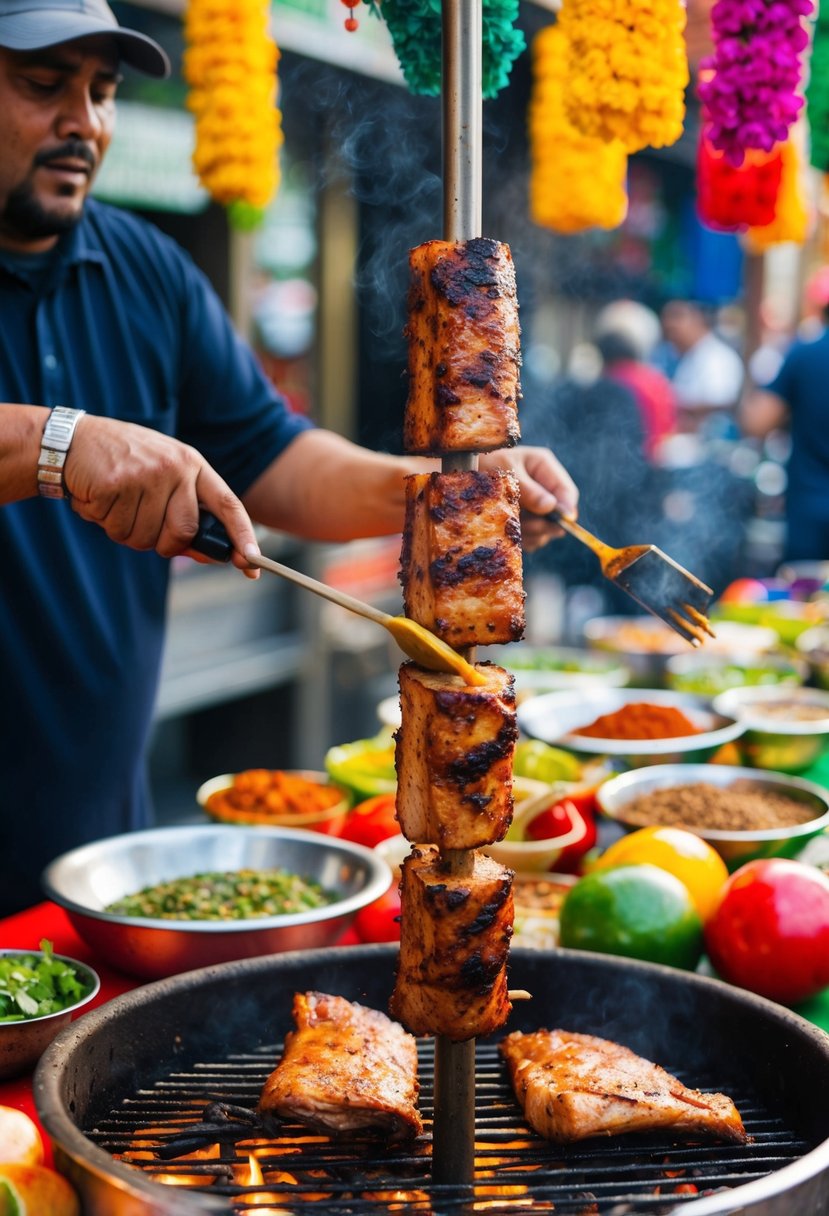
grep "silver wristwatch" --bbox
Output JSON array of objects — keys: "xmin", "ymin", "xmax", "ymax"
[{"xmin": 37, "ymin": 407, "xmax": 87, "ymax": 499}]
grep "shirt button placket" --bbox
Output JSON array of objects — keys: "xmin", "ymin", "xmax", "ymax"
[{"xmin": 37, "ymin": 301, "xmax": 68, "ymax": 407}]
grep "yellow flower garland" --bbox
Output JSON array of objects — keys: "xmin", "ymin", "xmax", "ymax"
[
  {"xmin": 557, "ymin": 0, "xmax": 688, "ymax": 153},
  {"xmin": 183, "ymin": 0, "xmax": 282, "ymax": 224},
  {"xmin": 528, "ymin": 24, "xmax": 628, "ymax": 234},
  {"xmin": 744, "ymin": 138, "xmax": 811, "ymax": 251}
]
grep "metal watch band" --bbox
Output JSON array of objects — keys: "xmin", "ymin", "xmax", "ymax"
[{"xmin": 37, "ymin": 407, "xmax": 86, "ymax": 500}]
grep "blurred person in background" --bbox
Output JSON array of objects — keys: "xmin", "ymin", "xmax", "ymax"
[
  {"xmin": 660, "ymin": 299, "xmax": 745, "ymax": 434},
  {"xmin": 0, "ymin": 0, "xmax": 579, "ymax": 915},
  {"xmin": 740, "ymin": 271, "xmax": 829, "ymax": 561},
  {"xmin": 593, "ymin": 300, "xmax": 678, "ymax": 461}
]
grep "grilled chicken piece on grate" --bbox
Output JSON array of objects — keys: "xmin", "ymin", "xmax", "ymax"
[
  {"xmin": 395, "ymin": 660, "xmax": 517, "ymax": 850},
  {"xmin": 500, "ymin": 1029, "xmax": 747, "ymax": 1145},
  {"xmin": 257, "ymin": 991, "xmax": 422, "ymax": 1141},
  {"xmin": 404, "ymin": 237, "xmax": 521, "ymax": 455},
  {"xmin": 390, "ymin": 845, "xmax": 514, "ymax": 1041},
  {"xmin": 400, "ymin": 469, "xmax": 525, "ymax": 647}
]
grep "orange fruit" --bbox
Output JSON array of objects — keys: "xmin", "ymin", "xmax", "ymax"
[{"xmin": 593, "ymin": 825, "xmax": 729, "ymax": 922}]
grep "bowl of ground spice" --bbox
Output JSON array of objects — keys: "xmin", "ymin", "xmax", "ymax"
[
  {"xmin": 713, "ymin": 686, "xmax": 829, "ymax": 773},
  {"xmin": 517, "ymin": 689, "xmax": 745, "ymax": 769},
  {"xmin": 596, "ymin": 763, "xmax": 829, "ymax": 869}
]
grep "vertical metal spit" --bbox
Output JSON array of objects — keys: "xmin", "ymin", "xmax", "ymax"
[{"xmin": 430, "ymin": 0, "xmax": 482, "ymax": 1191}]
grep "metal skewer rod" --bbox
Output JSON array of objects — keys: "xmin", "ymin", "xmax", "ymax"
[{"xmin": 431, "ymin": 0, "xmax": 482, "ymax": 1194}]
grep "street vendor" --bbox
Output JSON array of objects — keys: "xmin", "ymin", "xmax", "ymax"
[{"xmin": 0, "ymin": 0, "xmax": 578, "ymax": 915}]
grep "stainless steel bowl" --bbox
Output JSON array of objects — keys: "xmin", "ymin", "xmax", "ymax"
[
  {"xmin": 713, "ymin": 685, "xmax": 829, "ymax": 773},
  {"xmin": 596, "ymin": 763, "xmax": 829, "ymax": 869},
  {"xmin": 796, "ymin": 625, "xmax": 829, "ymax": 691},
  {"xmin": 517, "ymin": 688, "xmax": 744, "ymax": 769},
  {"xmin": 41, "ymin": 825, "xmax": 392, "ymax": 980},
  {"xmin": 665, "ymin": 648, "xmax": 808, "ymax": 697},
  {"xmin": 583, "ymin": 615, "xmax": 780, "ymax": 688},
  {"xmin": 0, "ymin": 950, "xmax": 100, "ymax": 1080}
]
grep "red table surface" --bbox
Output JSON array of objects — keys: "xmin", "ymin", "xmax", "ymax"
[{"xmin": 0, "ymin": 901, "xmax": 361, "ymax": 1166}]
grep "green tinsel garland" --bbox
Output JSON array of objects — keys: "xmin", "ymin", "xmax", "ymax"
[
  {"xmin": 366, "ymin": 0, "xmax": 525, "ymax": 99},
  {"xmin": 807, "ymin": 10, "xmax": 829, "ymax": 173}
]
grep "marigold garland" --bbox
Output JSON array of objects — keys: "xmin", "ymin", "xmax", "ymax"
[
  {"xmin": 183, "ymin": 0, "xmax": 282, "ymax": 228},
  {"xmin": 366, "ymin": 0, "xmax": 525, "ymax": 99},
  {"xmin": 528, "ymin": 25, "xmax": 628, "ymax": 234},
  {"xmin": 698, "ymin": 0, "xmax": 814, "ymax": 166},
  {"xmin": 806, "ymin": 6, "xmax": 829, "ymax": 172},
  {"xmin": 557, "ymin": 0, "xmax": 689, "ymax": 153},
  {"xmin": 744, "ymin": 138, "xmax": 811, "ymax": 250},
  {"xmin": 697, "ymin": 135, "xmax": 783, "ymax": 230}
]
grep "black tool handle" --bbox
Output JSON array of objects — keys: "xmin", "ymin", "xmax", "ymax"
[{"xmin": 192, "ymin": 511, "xmax": 234, "ymax": 563}]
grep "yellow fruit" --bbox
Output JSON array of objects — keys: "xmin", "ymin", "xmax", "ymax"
[
  {"xmin": 0, "ymin": 1109, "xmax": 43, "ymax": 1167},
  {"xmin": 594, "ymin": 826, "xmax": 729, "ymax": 922},
  {"xmin": 0, "ymin": 1165, "xmax": 79, "ymax": 1216}
]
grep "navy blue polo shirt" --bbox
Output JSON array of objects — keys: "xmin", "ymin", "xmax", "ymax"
[
  {"xmin": 0, "ymin": 199, "xmax": 312, "ymax": 913},
  {"xmin": 767, "ymin": 328, "xmax": 829, "ymax": 558}
]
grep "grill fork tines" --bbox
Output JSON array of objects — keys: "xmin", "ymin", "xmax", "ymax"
[{"xmin": 85, "ymin": 1040, "xmax": 814, "ymax": 1215}]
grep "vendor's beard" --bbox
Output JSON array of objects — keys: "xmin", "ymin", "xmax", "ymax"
[{"xmin": 2, "ymin": 178, "xmax": 84, "ymax": 241}]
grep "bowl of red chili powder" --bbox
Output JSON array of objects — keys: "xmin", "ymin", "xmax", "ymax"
[{"xmin": 517, "ymin": 689, "xmax": 745, "ymax": 770}]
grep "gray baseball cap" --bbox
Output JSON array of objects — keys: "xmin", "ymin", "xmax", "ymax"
[{"xmin": 0, "ymin": 0, "xmax": 170, "ymax": 77}]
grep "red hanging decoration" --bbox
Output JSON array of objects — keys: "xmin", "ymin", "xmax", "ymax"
[
  {"xmin": 341, "ymin": 0, "xmax": 360, "ymax": 31},
  {"xmin": 696, "ymin": 135, "xmax": 783, "ymax": 232}
]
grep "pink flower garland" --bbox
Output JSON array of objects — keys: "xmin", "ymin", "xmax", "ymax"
[{"xmin": 698, "ymin": 0, "xmax": 813, "ymax": 165}]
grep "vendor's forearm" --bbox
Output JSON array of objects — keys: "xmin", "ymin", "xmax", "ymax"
[
  {"xmin": 244, "ymin": 429, "xmax": 428, "ymax": 541},
  {"xmin": 0, "ymin": 404, "xmax": 51, "ymax": 503}
]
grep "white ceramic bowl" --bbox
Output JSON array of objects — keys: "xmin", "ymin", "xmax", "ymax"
[{"xmin": 517, "ymin": 688, "xmax": 744, "ymax": 769}]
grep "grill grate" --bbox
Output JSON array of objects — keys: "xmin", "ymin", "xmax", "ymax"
[{"xmin": 84, "ymin": 1039, "xmax": 812, "ymax": 1215}]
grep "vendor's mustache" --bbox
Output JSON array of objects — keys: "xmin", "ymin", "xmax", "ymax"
[{"xmin": 34, "ymin": 141, "xmax": 97, "ymax": 172}]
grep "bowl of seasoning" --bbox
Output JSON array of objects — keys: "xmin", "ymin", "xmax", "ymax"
[
  {"xmin": 712, "ymin": 686, "xmax": 829, "ymax": 773},
  {"xmin": 483, "ymin": 644, "xmax": 631, "ymax": 694},
  {"xmin": 41, "ymin": 825, "xmax": 391, "ymax": 980},
  {"xmin": 796, "ymin": 625, "xmax": 829, "ymax": 691},
  {"xmin": 583, "ymin": 616, "xmax": 779, "ymax": 687},
  {"xmin": 197, "ymin": 769, "xmax": 350, "ymax": 835},
  {"xmin": 0, "ymin": 942, "xmax": 100, "ymax": 1080},
  {"xmin": 596, "ymin": 763, "xmax": 829, "ymax": 869},
  {"xmin": 665, "ymin": 650, "xmax": 808, "ymax": 697},
  {"xmin": 517, "ymin": 688, "xmax": 744, "ymax": 770}
]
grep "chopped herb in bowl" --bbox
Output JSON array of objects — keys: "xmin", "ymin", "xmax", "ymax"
[
  {"xmin": 104, "ymin": 867, "xmax": 336, "ymax": 921},
  {"xmin": 0, "ymin": 940, "xmax": 97, "ymax": 1023}
]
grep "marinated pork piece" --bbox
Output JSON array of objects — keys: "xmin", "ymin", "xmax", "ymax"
[
  {"xmin": 404, "ymin": 237, "xmax": 521, "ymax": 454},
  {"xmin": 390, "ymin": 845, "xmax": 514, "ymax": 1041},
  {"xmin": 400, "ymin": 470, "xmax": 525, "ymax": 646},
  {"xmin": 257, "ymin": 991, "xmax": 422, "ymax": 1141},
  {"xmin": 395, "ymin": 661, "xmax": 517, "ymax": 850},
  {"xmin": 500, "ymin": 1029, "xmax": 747, "ymax": 1144}
]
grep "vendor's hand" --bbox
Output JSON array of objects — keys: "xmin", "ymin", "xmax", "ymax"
[
  {"xmin": 64, "ymin": 416, "xmax": 261, "ymax": 578},
  {"xmin": 480, "ymin": 445, "xmax": 579, "ymax": 552}
]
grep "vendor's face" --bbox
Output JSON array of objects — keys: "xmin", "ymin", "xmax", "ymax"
[{"xmin": 0, "ymin": 37, "xmax": 120, "ymax": 252}]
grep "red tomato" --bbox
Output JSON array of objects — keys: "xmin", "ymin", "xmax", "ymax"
[
  {"xmin": 704, "ymin": 858, "xmax": 829, "ymax": 1004},
  {"xmin": 524, "ymin": 799, "xmax": 598, "ymax": 874},
  {"xmin": 338, "ymin": 794, "xmax": 400, "ymax": 849},
  {"xmin": 354, "ymin": 883, "xmax": 401, "ymax": 943}
]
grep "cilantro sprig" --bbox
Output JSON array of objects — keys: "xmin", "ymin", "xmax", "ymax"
[{"xmin": 0, "ymin": 939, "xmax": 92, "ymax": 1022}]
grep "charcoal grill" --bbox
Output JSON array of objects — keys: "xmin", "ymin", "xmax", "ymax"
[{"xmin": 34, "ymin": 945, "xmax": 829, "ymax": 1216}]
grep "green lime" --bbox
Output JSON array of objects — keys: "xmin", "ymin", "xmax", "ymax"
[
  {"xmin": 559, "ymin": 863, "xmax": 703, "ymax": 970},
  {"xmin": 513, "ymin": 739, "xmax": 582, "ymax": 784},
  {"xmin": 0, "ymin": 1180, "xmax": 22, "ymax": 1216}
]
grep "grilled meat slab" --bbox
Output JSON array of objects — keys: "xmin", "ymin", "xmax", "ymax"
[
  {"xmin": 404, "ymin": 238, "xmax": 521, "ymax": 455},
  {"xmin": 500, "ymin": 1029, "xmax": 747, "ymax": 1145},
  {"xmin": 257, "ymin": 992, "xmax": 422, "ymax": 1141},
  {"xmin": 390, "ymin": 845, "xmax": 514, "ymax": 1041},
  {"xmin": 400, "ymin": 469, "xmax": 525, "ymax": 646},
  {"xmin": 395, "ymin": 661, "xmax": 517, "ymax": 850}
]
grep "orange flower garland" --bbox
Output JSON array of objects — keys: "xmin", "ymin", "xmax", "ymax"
[
  {"xmin": 183, "ymin": 0, "xmax": 282, "ymax": 227},
  {"xmin": 528, "ymin": 24, "xmax": 628, "ymax": 234},
  {"xmin": 744, "ymin": 138, "xmax": 811, "ymax": 251},
  {"xmin": 558, "ymin": 0, "xmax": 689, "ymax": 153}
]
